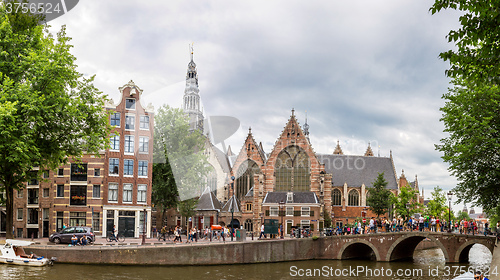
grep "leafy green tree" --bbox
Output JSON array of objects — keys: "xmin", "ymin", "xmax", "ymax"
[
  {"xmin": 0, "ymin": 3, "xmax": 111, "ymax": 238},
  {"xmin": 391, "ymin": 185, "xmax": 422, "ymax": 220},
  {"xmin": 425, "ymin": 186, "xmax": 448, "ymax": 220},
  {"xmin": 152, "ymin": 159, "xmax": 178, "ymax": 228},
  {"xmin": 456, "ymin": 210, "xmax": 471, "ymax": 221},
  {"xmin": 431, "ymin": 0, "xmax": 500, "ymax": 211},
  {"xmin": 153, "ymin": 105, "xmax": 209, "ymax": 230},
  {"xmin": 366, "ymin": 172, "xmax": 392, "ymax": 218}
]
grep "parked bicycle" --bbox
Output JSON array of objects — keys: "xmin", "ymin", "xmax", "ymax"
[{"xmin": 107, "ymin": 233, "xmax": 125, "ymax": 242}]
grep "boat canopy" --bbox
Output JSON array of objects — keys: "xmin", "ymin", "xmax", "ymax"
[{"xmin": 5, "ymin": 239, "xmax": 35, "ymax": 247}]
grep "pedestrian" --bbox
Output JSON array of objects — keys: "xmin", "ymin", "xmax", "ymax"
[
  {"xmin": 79, "ymin": 235, "xmax": 88, "ymax": 246},
  {"xmin": 259, "ymin": 224, "xmax": 265, "ymax": 239},
  {"xmin": 152, "ymin": 226, "xmax": 157, "ymax": 238}
]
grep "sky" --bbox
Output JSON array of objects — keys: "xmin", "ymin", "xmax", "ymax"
[{"xmin": 45, "ymin": 0, "xmax": 475, "ymax": 213}]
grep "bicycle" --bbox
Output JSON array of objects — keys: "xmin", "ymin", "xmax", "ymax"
[{"xmin": 107, "ymin": 233, "xmax": 125, "ymax": 242}]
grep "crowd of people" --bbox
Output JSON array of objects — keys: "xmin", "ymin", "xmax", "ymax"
[
  {"xmin": 325, "ymin": 216, "xmax": 500, "ymax": 241},
  {"xmin": 153, "ymin": 225, "xmax": 237, "ymax": 243}
]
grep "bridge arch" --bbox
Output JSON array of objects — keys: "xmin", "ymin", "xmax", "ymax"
[
  {"xmin": 337, "ymin": 240, "xmax": 380, "ymax": 261},
  {"xmin": 386, "ymin": 233, "xmax": 449, "ymax": 262},
  {"xmin": 455, "ymin": 239, "xmax": 494, "ymax": 263}
]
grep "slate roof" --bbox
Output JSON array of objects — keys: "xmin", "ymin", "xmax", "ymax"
[
  {"xmin": 221, "ymin": 195, "xmax": 240, "ymax": 212},
  {"xmin": 318, "ymin": 154, "xmax": 398, "ymax": 189},
  {"xmin": 210, "ymin": 143, "xmax": 231, "ymax": 173},
  {"xmin": 196, "ymin": 188, "xmax": 222, "ymax": 211},
  {"xmin": 262, "ymin": 192, "xmax": 319, "ymax": 204}
]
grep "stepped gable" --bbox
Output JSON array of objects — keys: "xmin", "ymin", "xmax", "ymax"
[
  {"xmin": 318, "ymin": 154, "xmax": 398, "ymax": 189},
  {"xmin": 196, "ymin": 187, "xmax": 223, "ymax": 211},
  {"xmin": 232, "ymin": 127, "xmax": 266, "ymax": 177},
  {"xmin": 221, "ymin": 195, "xmax": 240, "ymax": 212}
]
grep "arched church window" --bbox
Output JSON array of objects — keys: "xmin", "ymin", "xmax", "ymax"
[
  {"xmin": 365, "ymin": 190, "xmax": 371, "ymax": 207},
  {"xmin": 236, "ymin": 160, "xmax": 261, "ymax": 201},
  {"xmin": 348, "ymin": 189, "xmax": 359, "ymax": 206},
  {"xmin": 275, "ymin": 146, "xmax": 310, "ymax": 192},
  {"xmin": 332, "ymin": 189, "xmax": 342, "ymax": 206}
]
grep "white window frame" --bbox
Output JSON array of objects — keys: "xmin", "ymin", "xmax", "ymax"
[
  {"xmin": 17, "ymin": 208, "xmax": 23, "ymax": 220},
  {"xmin": 286, "ymin": 206, "xmax": 294, "ymax": 216},
  {"xmin": 109, "ymin": 158, "xmax": 119, "ymax": 176},
  {"xmin": 138, "ymin": 136, "xmax": 149, "ymax": 153},
  {"xmin": 270, "ymin": 206, "xmax": 279, "ymax": 217},
  {"xmin": 110, "ymin": 112, "xmax": 120, "ymax": 127},
  {"xmin": 125, "ymin": 98, "xmax": 136, "ymax": 110},
  {"xmin": 123, "ymin": 159, "xmax": 134, "ymax": 176},
  {"xmin": 137, "ymin": 184, "xmax": 147, "ymax": 204},
  {"xmin": 125, "ymin": 114, "xmax": 135, "ymax": 130},
  {"xmin": 108, "ymin": 183, "xmax": 118, "ymax": 203},
  {"xmin": 110, "ymin": 134, "xmax": 120, "ymax": 151},
  {"xmin": 138, "ymin": 160, "xmax": 148, "ymax": 177},
  {"xmin": 123, "ymin": 184, "xmax": 133, "ymax": 203},
  {"xmin": 124, "ymin": 135, "xmax": 134, "ymax": 154},
  {"xmin": 301, "ymin": 207, "xmax": 310, "ymax": 217},
  {"xmin": 139, "ymin": 115, "xmax": 149, "ymax": 130},
  {"xmin": 301, "ymin": 220, "xmax": 310, "ymax": 228}
]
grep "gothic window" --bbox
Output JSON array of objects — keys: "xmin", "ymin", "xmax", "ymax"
[
  {"xmin": 332, "ymin": 188, "xmax": 342, "ymax": 206},
  {"xmin": 348, "ymin": 189, "xmax": 359, "ymax": 206},
  {"xmin": 236, "ymin": 160, "xmax": 261, "ymax": 201},
  {"xmin": 244, "ymin": 219, "xmax": 253, "ymax": 232},
  {"xmin": 275, "ymin": 146, "xmax": 310, "ymax": 192}
]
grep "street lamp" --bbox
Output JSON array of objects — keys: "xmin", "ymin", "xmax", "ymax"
[
  {"xmin": 447, "ymin": 192, "xmax": 453, "ymax": 233},
  {"xmin": 279, "ymin": 200, "xmax": 285, "ymax": 239},
  {"xmin": 231, "ymin": 176, "xmax": 235, "ymax": 242}
]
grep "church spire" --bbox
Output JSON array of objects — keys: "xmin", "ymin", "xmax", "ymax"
[
  {"xmin": 303, "ymin": 110, "xmax": 310, "ymax": 143},
  {"xmin": 333, "ymin": 140, "xmax": 343, "ymax": 155},
  {"xmin": 183, "ymin": 43, "xmax": 204, "ymax": 133},
  {"xmin": 364, "ymin": 142, "xmax": 374, "ymax": 156}
]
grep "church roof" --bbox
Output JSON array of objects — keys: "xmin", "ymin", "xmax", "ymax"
[
  {"xmin": 196, "ymin": 188, "xmax": 222, "ymax": 211},
  {"xmin": 318, "ymin": 154, "xmax": 398, "ymax": 189},
  {"xmin": 209, "ymin": 143, "xmax": 231, "ymax": 173},
  {"xmin": 262, "ymin": 192, "xmax": 319, "ymax": 204},
  {"xmin": 221, "ymin": 195, "xmax": 240, "ymax": 212}
]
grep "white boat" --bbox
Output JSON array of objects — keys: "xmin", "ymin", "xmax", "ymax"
[{"xmin": 0, "ymin": 239, "xmax": 56, "ymax": 266}]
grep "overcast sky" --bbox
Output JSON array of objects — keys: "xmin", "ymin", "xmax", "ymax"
[{"xmin": 48, "ymin": 0, "xmax": 474, "ymax": 213}]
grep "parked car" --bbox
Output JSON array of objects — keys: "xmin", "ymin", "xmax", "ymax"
[{"xmin": 49, "ymin": 226, "xmax": 95, "ymax": 244}]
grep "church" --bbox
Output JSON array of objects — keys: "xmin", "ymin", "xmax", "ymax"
[{"xmin": 177, "ymin": 48, "xmax": 422, "ymax": 236}]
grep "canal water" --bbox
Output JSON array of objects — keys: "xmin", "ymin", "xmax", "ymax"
[{"xmin": 0, "ymin": 245, "xmax": 492, "ymax": 280}]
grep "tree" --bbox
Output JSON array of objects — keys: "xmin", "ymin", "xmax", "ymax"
[
  {"xmin": 456, "ymin": 210, "xmax": 471, "ymax": 221},
  {"xmin": 425, "ymin": 186, "xmax": 448, "ymax": 220},
  {"xmin": 431, "ymin": 0, "xmax": 500, "ymax": 211},
  {"xmin": 391, "ymin": 185, "xmax": 422, "ymax": 220},
  {"xmin": 0, "ymin": 3, "xmax": 111, "ymax": 238},
  {"xmin": 152, "ymin": 105, "xmax": 209, "ymax": 229},
  {"xmin": 366, "ymin": 172, "xmax": 392, "ymax": 218}
]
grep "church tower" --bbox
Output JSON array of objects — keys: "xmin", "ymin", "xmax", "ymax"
[{"xmin": 183, "ymin": 44, "xmax": 204, "ymax": 132}]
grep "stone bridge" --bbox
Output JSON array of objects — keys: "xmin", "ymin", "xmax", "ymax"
[{"xmin": 319, "ymin": 232, "xmax": 496, "ymax": 263}]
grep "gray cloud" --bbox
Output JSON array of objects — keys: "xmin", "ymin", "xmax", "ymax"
[{"xmin": 49, "ymin": 0, "xmax": 469, "ymax": 212}]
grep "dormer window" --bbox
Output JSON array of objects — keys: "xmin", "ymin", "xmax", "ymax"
[
  {"xmin": 287, "ymin": 192, "xmax": 293, "ymax": 203},
  {"xmin": 125, "ymin": 98, "xmax": 136, "ymax": 110}
]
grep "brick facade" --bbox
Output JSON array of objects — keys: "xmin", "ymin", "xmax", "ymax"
[{"xmin": 12, "ymin": 80, "xmax": 154, "ymax": 239}]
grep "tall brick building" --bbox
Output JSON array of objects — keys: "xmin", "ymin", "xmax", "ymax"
[{"xmin": 11, "ymin": 80, "xmax": 154, "ymax": 239}]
